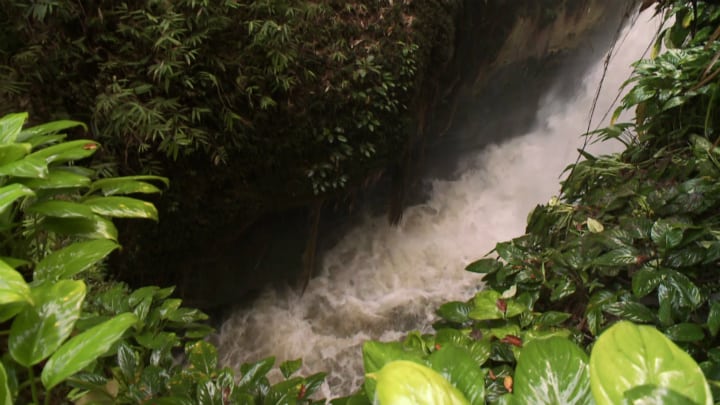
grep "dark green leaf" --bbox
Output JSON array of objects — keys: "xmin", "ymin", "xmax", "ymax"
[
  {"xmin": 437, "ymin": 301, "xmax": 472, "ymax": 323},
  {"xmin": 237, "ymin": 357, "xmax": 275, "ymax": 390},
  {"xmin": 89, "ymin": 175, "xmax": 168, "ymax": 196},
  {"xmin": 117, "ymin": 343, "xmax": 138, "ymax": 383},
  {"xmin": 511, "ymin": 337, "xmax": 591, "ymax": 405},
  {"xmin": 0, "ymin": 184, "xmax": 33, "ymax": 217},
  {"xmin": 9, "ymin": 280, "xmax": 86, "ymax": 366},
  {"xmin": 280, "ymin": 358, "xmax": 302, "ymax": 379},
  {"xmin": 17, "ymin": 119, "xmax": 86, "ymax": 142},
  {"xmin": 34, "ymin": 239, "xmax": 119, "ymax": 281},
  {"xmin": 187, "ymin": 341, "xmax": 218, "ymax": 375},
  {"xmin": 468, "ymin": 290, "xmax": 526, "ymax": 321},
  {"xmin": 632, "ymin": 267, "xmax": 662, "ymax": 298},
  {"xmin": 43, "ymin": 215, "xmax": 118, "ymax": 240},
  {"xmin": 651, "ymin": 219, "xmax": 684, "ymax": 250},
  {"xmin": 41, "ymin": 313, "xmax": 137, "ymax": 390},
  {"xmin": 428, "ymin": 344, "xmax": 486, "ymax": 405},
  {"xmin": 604, "ymin": 301, "xmax": 656, "ymax": 323},
  {"xmin": 19, "ymin": 169, "xmax": 91, "ymax": 190},
  {"xmin": 27, "ymin": 200, "xmax": 96, "ymax": 219},
  {"xmin": 0, "ymin": 156, "xmax": 48, "ymax": 178},
  {"xmin": 593, "ymin": 247, "xmax": 638, "ymax": 266},
  {"xmin": 0, "ymin": 362, "xmax": 11, "ymax": 405},
  {"xmin": 465, "ymin": 258, "xmax": 500, "ymax": 274},
  {"xmin": 664, "ymin": 323, "xmax": 705, "ymax": 342},
  {"xmin": 708, "ymin": 302, "xmax": 720, "ymax": 337},
  {"xmin": 590, "ymin": 321, "xmax": 712, "ymax": 405},
  {"xmin": 535, "ymin": 311, "xmax": 572, "ymax": 327}
]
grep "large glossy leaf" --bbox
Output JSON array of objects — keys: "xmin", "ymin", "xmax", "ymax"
[
  {"xmin": 89, "ymin": 175, "xmax": 169, "ymax": 196},
  {"xmin": 34, "ymin": 239, "xmax": 119, "ymax": 281},
  {"xmin": 27, "ymin": 200, "xmax": 96, "ymax": 218},
  {"xmin": 9, "ymin": 280, "xmax": 86, "ymax": 367},
  {"xmin": 0, "ymin": 156, "xmax": 48, "ymax": 178},
  {"xmin": 19, "ymin": 169, "xmax": 91, "ymax": 190},
  {"xmin": 510, "ymin": 337, "xmax": 591, "ymax": 405},
  {"xmin": 0, "ymin": 362, "xmax": 11, "ymax": 405},
  {"xmin": 82, "ymin": 196, "xmax": 158, "ymax": 220},
  {"xmin": 187, "ymin": 341, "xmax": 218, "ymax": 375},
  {"xmin": 0, "ymin": 143, "xmax": 31, "ymax": 165},
  {"xmin": 437, "ymin": 301, "xmax": 472, "ymax": 323},
  {"xmin": 468, "ymin": 290, "xmax": 526, "ymax": 321},
  {"xmin": 28, "ymin": 139, "xmax": 98, "ymax": 164},
  {"xmin": 631, "ymin": 267, "xmax": 663, "ymax": 298},
  {"xmin": 0, "ymin": 112, "xmax": 27, "ymax": 144},
  {"xmin": 623, "ymin": 384, "xmax": 696, "ymax": 404},
  {"xmin": 369, "ymin": 361, "xmax": 470, "ymax": 405},
  {"xmin": 17, "ymin": 120, "xmax": 86, "ymax": 142},
  {"xmin": 41, "ymin": 312, "xmax": 137, "ymax": 390},
  {"xmin": 651, "ymin": 219, "xmax": 684, "ymax": 250},
  {"xmin": 590, "ymin": 321, "xmax": 712, "ymax": 405},
  {"xmin": 43, "ymin": 215, "xmax": 118, "ymax": 240},
  {"xmin": 428, "ymin": 343, "xmax": 486, "ymax": 405},
  {"xmin": 0, "ymin": 184, "xmax": 34, "ymax": 215},
  {"xmin": 0, "ymin": 259, "xmax": 32, "ymax": 305},
  {"xmin": 362, "ymin": 341, "xmax": 426, "ymax": 400}
]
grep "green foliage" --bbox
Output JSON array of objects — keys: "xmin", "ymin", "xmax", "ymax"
[{"xmin": 0, "ymin": 113, "xmax": 329, "ymax": 404}]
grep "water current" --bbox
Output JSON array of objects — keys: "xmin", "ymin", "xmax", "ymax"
[{"xmin": 218, "ymin": 6, "xmax": 663, "ymax": 398}]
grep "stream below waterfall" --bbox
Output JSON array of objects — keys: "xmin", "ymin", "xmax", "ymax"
[{"xmin": 218, "ymin": 7, "xmax": 662, "ymax": 399}]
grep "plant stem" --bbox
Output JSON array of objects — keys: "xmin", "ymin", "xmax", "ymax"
[
  {"xmin": 28, "ymin": 367, "xmax": 39, "ymax": 404},
  {"xmin": 44, "ymin": 388, "xmax": 52, "ymax": 405}
]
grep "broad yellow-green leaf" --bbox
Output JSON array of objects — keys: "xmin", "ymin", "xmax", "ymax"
[
  {"xmin": 367, "ymin": 360, "xmax": 469, "ymax": 405},
  {"xmin": 0, "ymin": 256, "xmax": 31, "ymax": 268},
  {"xmin": 362, "ymin": 341, "xmax": 426, "ymax": 400},
  {"xmin": 17, "ymin": 119, "xmax": 86, "ymax": 142},
  {"xmin": 9, "ymin": 280, "xmax": 86, "ymax": 367},
  {"xmin": 468, "ymin": 290, "xmax": 527, "ymax": 321},
  {"xmin": 0, "ymin": 156, "xmax": 48, "ymax": 178},
  {"xmin": 0, "ymin": 259, "xmax": 31, "ymax": 305},
  {"xmin": 0, "ymin": 143, "xmax": 31, "ymax": 165},
  {"xmin": 19, "ymin": 169, "xmax": 91, "ymax": 190},
  {"xmin": 28, "ymin": 139, "xmax": 98, "ymax": 164},
  {"xmin": 510, "ymin": 337, "xmax": 591, "ymax": 405},
  {"xmin": 41, "ymin": 313, "xmax": 137, "ymax": 390},
  {"xmin": 83, "ymin": 196, "xmax": 158, "ymax": 220},
  {"xmin": 43, "ymin": 215, "xmax": 118, "ymax": 240},
  {"xmin": 34, "ymin": 239, "xmax": 120, "ymax": 281},
  {"xmin": 0, "ymin": 184, "xmax": 34, "ymax": 215},
  {"xmin": 590, "ymin": 321, "xmax": 712, "ymax": 405},
  {"xmin": 0, "ymin": 362, "xmax": 11, "ymax": 405},
  {"xmin": 0, "ymin": 112, "xmax": 27, "ymax": 144},
  {"xmin": 587, "ymin": 218, "xmax": 604, "ymax": 233},
  {"xmin": 26, "ymin": 200, "xmax": 96, "ymax": 218}
]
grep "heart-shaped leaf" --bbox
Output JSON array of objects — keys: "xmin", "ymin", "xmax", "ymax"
[{"xmin": 590, "ymin": 321, "xmax": 712, "ymax": 405}]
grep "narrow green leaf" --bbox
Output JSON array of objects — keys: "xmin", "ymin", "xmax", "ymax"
[
  {"xmin": 34, "ymin": 239, "xmax": 119, "ymax": 281},
  {"xmin": 511, "ymin": 337, "xmax": 591, "ymax": 405},
  {"xmin": 9, "ymin": 280, "xmax": 86, "ymax": 366},
  {"xmin": 83, "ymin": 196, "xmax": 158, "ymax": 220},
  {"xmin": 19, "ymin": 169, "xmax": 91, "ymax": 190},
  {"xmin": 27, "ymin": 200, "xmax": 96, "ymax": 219},
  {"xmin": 89, "ymin": 175, "xmax": 169, "ymax": 196},
  {"xmin": 0, "ymin": 259, "xmax": 31, "ymax": 305},
  {"xmin": 590, "ymin": 321, "xmax": 712, "ymax": 405},
  {"xmin": 43, "ymin": 215, "xmax": 118, "ymax": 240},
  {"xmin": 0, "ymin": 113, "xmax": 27, "ymax": 144},
  {"xmin": 17, "ymin": 120, "xmax": 86, "ymax": 142},
  {"xmin": 0, "ymin": 143, "xmax": 31, "ymax": 165},
  {"xmin": 707, "ymin": 302, "xmax": 720, "ymax": 337},
  {"xmin": 465, "ymin": 258, "xmax": 501, "ymax": 274},
  {"xmin": 41, "ymin": 313, "xmax": 137, "ymax": 390},
  {"xmin": 0, "ymin": 156, "xmax": 48, "ymax": 178},
  {"xmin": 0, "ymin": 362, "xmax": 11, "ymax": 405},
  {"xmin": 428, "ymin": 344, "xmax": 486, "ymax": 405},
  {"xmin": 0, "ymin": 184, "xmax": 34, "ymax": 215},
  {"xmin": 28, "ymin": 139, "xmax": 98, "ymax": 164}
]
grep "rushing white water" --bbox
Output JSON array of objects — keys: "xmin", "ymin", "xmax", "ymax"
[{"xmin": 218, "ymin": 8, "xmax": 662, "ymax": 399}]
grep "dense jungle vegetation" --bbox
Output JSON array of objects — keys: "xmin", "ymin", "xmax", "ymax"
[{"xmin": 1, "ymin": 0, "xmax": 720, "ymax": 404}]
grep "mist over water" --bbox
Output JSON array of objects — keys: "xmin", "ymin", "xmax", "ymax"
[{"xmin": 218, "ymin": 9, "xmax": 662, "ymax": 398}]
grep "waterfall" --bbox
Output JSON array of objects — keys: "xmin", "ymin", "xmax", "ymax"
[{"xmin": 218, "ymin": 7, "xmax": 662, "ymax": 398}]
